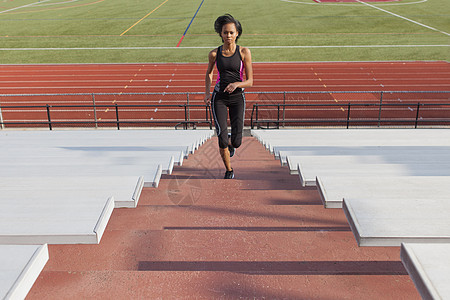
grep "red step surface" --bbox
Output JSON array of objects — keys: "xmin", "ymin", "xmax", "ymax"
[{"xmin": 27, "ymin": 137, "xmax": 419, "ymax": 299}]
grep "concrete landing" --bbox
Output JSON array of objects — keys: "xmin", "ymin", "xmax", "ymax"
[{"xmin": 401, "ymin": 243, "xmax": 450, "ymax": 300}]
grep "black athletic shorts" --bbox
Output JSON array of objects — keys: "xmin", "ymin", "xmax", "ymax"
[{"xmin": 211, "ymin": 91, "xmax": 246, "ymax": 149}]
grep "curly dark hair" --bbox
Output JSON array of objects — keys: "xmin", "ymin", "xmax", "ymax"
[{"xmin": 214, "ymin": 14, "xmax": 242, "ymax": 42}]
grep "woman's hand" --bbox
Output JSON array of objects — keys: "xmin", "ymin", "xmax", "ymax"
[
  {"xmin": 204, "ymin": 94, "xmax": 211, "ymax": 105},
  {"xmin": 224, "ymin": 82, "xmax": 239, "ymax": 94}
]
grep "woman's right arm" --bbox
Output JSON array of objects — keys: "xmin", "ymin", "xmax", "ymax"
[{"xmin": 204, "ymin": 49, "xmax": 217, "ymax": 104}]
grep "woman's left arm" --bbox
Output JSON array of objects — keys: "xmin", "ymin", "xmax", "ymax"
[{"xmin": 224, "ymin": 47, "xmax": 253, "ymax": 93}]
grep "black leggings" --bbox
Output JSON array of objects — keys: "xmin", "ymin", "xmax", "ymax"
[{"xmin": 211, "ymin": 91, "xmax": 246, "ymax": 149}]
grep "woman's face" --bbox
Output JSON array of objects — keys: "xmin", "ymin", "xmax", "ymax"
[{"xmin": 221, "ymin": 23, "xmax": 238, "ymax": 44}]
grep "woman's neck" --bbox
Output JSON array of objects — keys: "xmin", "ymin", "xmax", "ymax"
[{"xmin": 222, "ymin": 43, "xmax": 236, "ymax": 56}]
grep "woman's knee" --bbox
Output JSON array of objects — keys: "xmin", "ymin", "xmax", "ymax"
[
  {"xmin": 231, "ymin": 136, "xmax": 242, "ymax": 148},
  {"xmin": 218, "ymin": 134, "xmax": 228, "ymax": 149}
]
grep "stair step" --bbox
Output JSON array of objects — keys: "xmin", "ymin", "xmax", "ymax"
[{"xmin": 28, "ymin": 270, "xmax": 418, "ymax": 299}]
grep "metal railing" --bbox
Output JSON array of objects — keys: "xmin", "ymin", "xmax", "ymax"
[
  {"xmin": 0, "ymin": 103, "xmax": 213, "ymax": 130},
  {"xmin": 0, "ymin": 92, "xmax": 211, "ymax": 130},
  {"xmin": 0, "ymin": 91, "xmax": 449, "ymax": 130},
  {"xmin": 251, "ymin": 102, "xmax": 450, "ymax": 129}
]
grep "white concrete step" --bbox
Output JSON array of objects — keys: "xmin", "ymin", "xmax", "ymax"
[
  {"xmin": 0, "ymin": 150, "xmax": 177, "ymax": 187},
  {"xmin": 0, "ymin": 176, "xmax": 144, "ymax": 208},
  {"xmin": 0, "ymin": 193, "xmax": 114, "ymax": 245},
  {"xmin": 0, "ymin": 129, "xmax": 213, "ymax": 155},
  {"xmin": 316, "ymin": 176, "xmax": 450, "ymax": 209},
  {"xmin": 0, "ymin": 244, "xmax": 48, "ymax": 300},
  {"xmin": 401, "ymin": 243, "xmax": 450, "ymax": 300},
  {"xmin": 288, "ymin": 153, "xmax": 450, "ymax": 175},
  {"xmin": 343, "ymin": 196, "xmax": 450, "ymax": 246},
  {"xmin": 276, "ymin": 146, "xmax": 450, "ymax": 168},
  {"xmin": 299, "ymin": 163, "xmax": 450, "ymax": 187},
  {"xmin": 252, "ymin": 129, "xmax": 450, "ymax": 153}
]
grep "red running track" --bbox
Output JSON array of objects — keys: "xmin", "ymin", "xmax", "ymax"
[
  {"xmin": 0, "ymin": 61, "xmax": 449, "ymax": 128},
  {"xmin": 1, "ymin": 61, "xmax": 449, "ymax": 95}
]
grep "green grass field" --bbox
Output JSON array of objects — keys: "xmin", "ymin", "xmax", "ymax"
[{"xmin": 0, "ymin": 0, "xmax": 448, "ymax": 63}]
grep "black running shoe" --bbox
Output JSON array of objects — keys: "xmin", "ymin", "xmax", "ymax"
[
  {"xmin": 228, "ymin": 144, "xmax": 235, "ymax": 158},
  {"xmin": 227, "ymin": 133, "xmax": 235, "ymax": 157},
  {"xmin": 224, "ymin": 169, "xmax": 234, "ymax": 179}
]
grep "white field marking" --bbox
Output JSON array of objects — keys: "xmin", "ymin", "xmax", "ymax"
[
  {"xmin": 34, "ymin": 0, "xmax": 81, "ymax": 7},
  {"xmin": 357, "ymin": 0, "xmax": 450, "ymax": 36},
  {"xmin": 280, "ymin": 0, "xmax": 428, "ymax": 6},
  {"xmin": 0, "ymin": 0, "xmax": 52, "ymax": 14},
  {"xmin": 0, "ymin": 45, "xmax": 448, "ymax": 51}
]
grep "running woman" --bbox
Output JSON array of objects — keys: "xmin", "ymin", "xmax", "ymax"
[{"xmin": 204, "ymin": 14, "xmax": 253, "ymax": 179}]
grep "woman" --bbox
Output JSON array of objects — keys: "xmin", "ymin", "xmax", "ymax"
[{"xmin": 204, "ymin": 14, "xmax": 253, "ymax": 179}]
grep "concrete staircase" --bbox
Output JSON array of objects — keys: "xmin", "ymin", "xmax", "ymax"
[{"xmin": 27, "ymin": 137, "xmax": 420, "ymax": 299}]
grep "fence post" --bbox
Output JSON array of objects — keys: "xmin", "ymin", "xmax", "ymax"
[
  {"xmin": 46, "ymin": 104, "xmax": 52, "ymax": 130},
  {"xmin": 184, "ymin": 105, "xmax": 188, "ymax": 130},
  {"xmin": 186, "ymin": 93, "xmax": 190, "ymax": 124},
  {"xmin": 115, "ymin": 103, "xmax": 120, "ymax": 130},
  {"xmin": 346, "ymin": 102, "xmax": 351, "ymax": 129},
  {"xmin": 250, "ymin": 105, "xmax": 254, "ymax": 129},
  {"xmin": 277, "ymin": 104, "xmax": 280, "ymax": 129},
  {"xmin": 283, "ymin": 92, "xmax": 286, "ymax": 128},
  {"xmin": 256, "ymin": 105, "xmax": 259, "ymax": 129},
  {"xmin": 378, "ymin": 91, "xmax": 383, "ymax": 127},
  {"xmin": 415, "ymin": 102, "xmax": 421, "ymax": 128},
  {"xmin": 92, "ymin": 93, "xmax": 98, "ymax": 129},
  {"xmin": 0, "ymin": 105, "xmax": 4, "ymax": 130}
]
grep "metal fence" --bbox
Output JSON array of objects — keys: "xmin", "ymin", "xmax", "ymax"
[
  {"xmin": 0, "ymin": 103, "xmax": 213, "ymax": 130},
  {"xmin": 251, "ymin": 102, "xmax": 450, "ymax": 129},
  {"xmin": 0, "ymin": 91, "xmax": 449, "ymax": 130},
  {"xmin": 0, "ymin": 92, "xmax": 212, "ymax": 130}
]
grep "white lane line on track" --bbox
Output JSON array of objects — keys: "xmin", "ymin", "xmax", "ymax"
[
  {"xmin": 1, "ymin": 45, "xmax": 449, "ymax": 51},
  {"xmin": 2, "ymin": 73, "xmax": 449, "ymax": 79},
  {"xmin": 356, "ymin": 0, "xmax": 450, "ymax": 36},
  {"xmin": 1, "ymin": 84, "xmax": 448, "ymax": 90},
  {"xmin": 0, "ymin": 0, "xmax": 52, "ymax": 14},
  {"xmin": 2, "ymin": 78, "xmax": 448, "ymax": 83}
]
